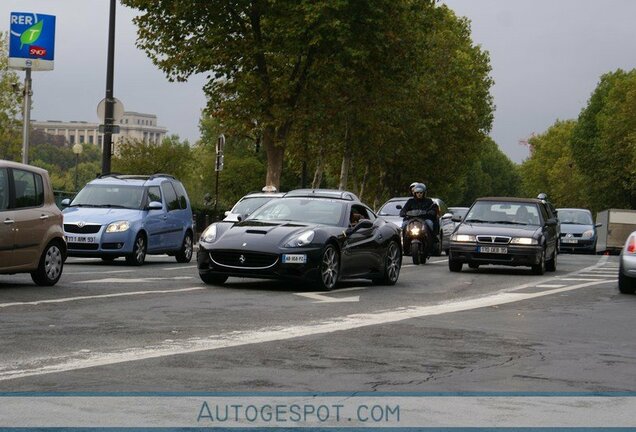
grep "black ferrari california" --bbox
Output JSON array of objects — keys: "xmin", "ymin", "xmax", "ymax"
[{"xmin": 197, "ymin": 189, "xmax": 402, "ymax": 290}]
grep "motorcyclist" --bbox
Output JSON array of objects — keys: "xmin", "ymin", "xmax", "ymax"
[{"xmin": 400, "ymin": 183, "xmax": 439, "ymax": 249}]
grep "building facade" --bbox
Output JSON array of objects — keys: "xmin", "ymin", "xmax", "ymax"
[{"xmin": 31, "ymin": 111, "xmax": 168, "ymax": 151}]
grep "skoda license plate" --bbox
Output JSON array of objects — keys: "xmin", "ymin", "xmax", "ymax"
[
  {"xmin": 65, "ymin": 235, "xmax": 96, "ymax": 243},
  {"xmin": 479, "ymin": 246, "xmax": 507, "ymax": 254},
  {"xmin": 283, "ymin": 254, "xmax": 307, "ymax": 264}
]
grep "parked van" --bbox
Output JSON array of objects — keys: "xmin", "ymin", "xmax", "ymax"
[{"xmin": 0, "ymin": 160, "xmax": 66, "ymax": 285}]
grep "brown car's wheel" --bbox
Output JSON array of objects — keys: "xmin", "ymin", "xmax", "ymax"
[{"xmin": 31, "ymin": 241, "xmax": 64, "ymax": 286}]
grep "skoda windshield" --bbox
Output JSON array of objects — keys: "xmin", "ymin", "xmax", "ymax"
[{"xmin": 69, "ymin": 184, "xmax": 145, "ymax": 209}]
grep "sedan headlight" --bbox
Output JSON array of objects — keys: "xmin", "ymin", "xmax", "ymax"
[
  {"xmin": 284, "ymin": 230, "xmax": 315, "ymax": 248},
  {"xmin": 582, "ymin": 229, "xmax": 594, "ymax": 239},
  {"xmin": 510, "ymin": 237, "xmax": 538, "ymax": 245},
  {"xmin": 105, "ymin": 221, "xmax": 130, "ymax": 233},
  {"xmin": 451, "ymin": 234, "xmax": 476, "ymax": 242},
  {"xmin": 201, "ymin": 225, "xmax": 218, "ymax": 243}
]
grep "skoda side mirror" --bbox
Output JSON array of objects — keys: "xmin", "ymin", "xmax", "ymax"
[{"xmin": 148, "ymin": 201, "xmax": 163, "ymax": 210}]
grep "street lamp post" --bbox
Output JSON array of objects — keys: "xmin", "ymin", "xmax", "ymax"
[{"xmin": 72, "ymin": 143, "xmax": 83, "ymax": 192}]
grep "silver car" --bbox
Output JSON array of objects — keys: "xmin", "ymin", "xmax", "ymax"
[{"xmin": 619, "ymin": 230, "xmax": 636, "ymax": 294}]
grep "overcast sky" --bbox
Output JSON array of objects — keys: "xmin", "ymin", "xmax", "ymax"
[{"xmin": 3, "ymin": 1, "xmax": 636, "ymax": 163}]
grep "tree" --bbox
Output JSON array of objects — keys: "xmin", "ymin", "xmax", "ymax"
[
  {"xmin": 112, "ymin": 136, "xmax": 194, "ymax": 180},
  {"xmin": 0, "ymin": 31, "xmax": 23, "ymax": 160},
  {"xmin": 571, "ymin": 69, "xmax": 636, "ymax": 211},
  {"xmin": 518, "ymin": 120, "xmax": 586, "ymax": 208}
]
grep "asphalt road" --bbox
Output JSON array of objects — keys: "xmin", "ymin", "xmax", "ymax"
[{"xmin": 0, "ymin": 252, "xmax": 633, "ymax": 393}]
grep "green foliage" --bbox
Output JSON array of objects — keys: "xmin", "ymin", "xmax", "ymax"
[
  {"xmin": 571, "ymin": 69, "xmax": 636, "ymax": 211},
  {"xmin": 112, "ymin": 136, "xmax": 194, "ymax": 180},
  {"xmin": 456, "ymin": 137, "xmax": 521, "ymax": 206},
  {"xmin": 519, "ymin": 120, "xmax": 586, "ymax": 209},
  {"xmin": 122, "ymin": 0, "xmax": 496, "ymax": 199},
  {"xmin": 0, "ymin": 31, "xmax": 23, "ymax": 160}
]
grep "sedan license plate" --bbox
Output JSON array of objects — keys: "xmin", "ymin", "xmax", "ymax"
[
  {"xmin": 479, "ymin": 246, "xmax": 507, "ymax": 254},
  {"xmin": 282, "ymin": 254, "xmax": 307, "ymax": 264},
  {"xmin": 65, "ymin": 235, "xmax": 96, "ymax": 244},
  {"xmin": 561, "ymin": 238, "xmax": 578, "ymax": 244}
]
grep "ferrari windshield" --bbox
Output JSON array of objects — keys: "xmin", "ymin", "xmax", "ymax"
[{"xmin": 248, "ymin": 198, "xmax": 346, "ymax": 226}]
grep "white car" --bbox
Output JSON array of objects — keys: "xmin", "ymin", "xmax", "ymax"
[
  {"xmin": 619, "ymin": 231, "xmax": 636, "ymax": 294},
  {"xmin": 224, "ymin": 191, "xmax": 285, "ymax": 222}
]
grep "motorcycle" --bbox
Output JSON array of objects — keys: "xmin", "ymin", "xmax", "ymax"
[{"xmin": 403, "ymin": 208, "xmax": 436, "ymax": 265}]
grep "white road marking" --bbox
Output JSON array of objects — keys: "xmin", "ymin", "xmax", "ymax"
[
  {"xmin": 558, "ymin": 278, "xmax": 606, "ymax": 281},
  {"xmin": 294, "ymin": 287, "xmax": 366, "ymax": 303},
  {"xmin": 0, "ymin": 279, "xmax": 612, "ymax": 381},
  {"xmin": 63, "ymin": 270, "xmax": 135, "ymax": 275},
  {"xmin": 535, "ymin": 284, "xmax": 566, "ymax": 288},
  {"xmin": 162, "ymin": 265, "xmax": 197, "ymax": 271},
  {"xmin": 0, "ymin": 287, "xmax": 206, "ymax": 308},
  {"xmin": 75, "ymin": 276, "xmax": 193, "ymax": 284}
]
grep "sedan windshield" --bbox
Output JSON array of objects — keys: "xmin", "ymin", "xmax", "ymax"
[
  {"xmin": 70, "ymin": 185, "xmax": 145, "ymax": 209},
  {"xmin": 248, "ymin": 198, "xmax": 346, "ymax": 226},
  {"xmin": 558, "ymin": 209, "xmax": 593, "ymax": 225},
  {"xmin": 465, "ymin": 201, "xmax": 541, "ymax": 225},
  {"xmin": 378, "ymin": 200, "xmax": 407, "ymax": 216}
]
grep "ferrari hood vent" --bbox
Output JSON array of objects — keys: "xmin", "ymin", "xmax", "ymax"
[{"xmin": 246, "ymin": 229, "xmax": 268, "ymax": 235}]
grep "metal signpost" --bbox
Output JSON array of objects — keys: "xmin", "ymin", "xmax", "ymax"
[
  {"xmin": 214, "ymin": 134, "xmax": 225, "ymax": 215},
  {"xmin": 8, "ymin": 12, "xmax": 56, "ymax": 164}
]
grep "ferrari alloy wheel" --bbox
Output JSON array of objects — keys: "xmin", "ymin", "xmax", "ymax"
[
  {"xmin": 374, "ymin": 240, "xmax": 401, "ymax": 285},
  {"xmin": 318, "ymin": 245, "xmax": 339, "ymax": 291}
]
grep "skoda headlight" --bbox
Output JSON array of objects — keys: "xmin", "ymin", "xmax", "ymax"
[
  {"xmin": 106, "ymin": 221, "xmax": 130, "ymax": 233},
  {"xmin": 510, "ymin": 237, "xmax": 538, "ymax": 245},
  {"xmin": 582, "ymin": 229, "xmax": 594, "ymax": 239},
  {"xmin": 201, "ymin": 225, "xmax": 218, "ymax": 243},
  {"xmin": 284, "ymin": 230, "xmax": 315, "ymax": 248},
  {"xmin": 451, "ymin": 234, "xmax": 476, "ymax": 242}
]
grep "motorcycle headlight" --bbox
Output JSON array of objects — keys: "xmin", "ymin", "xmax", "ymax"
[
  {"xmin": 582, "ymin": 229, "xmax": 594, "ymax": 239},
  {"xmin": 452, "ymin": 234, "xmax": 476, "ymax": 242},
  {"xmin": 409, "ymin": 226, "xmax": 421, "ymax": 236},
  {"xmin": 284, "ymin": 230, "xmax": 315, "ymax": 248},
  {"xmin": 510, "ymin": 237, "xmax": 538, "ymax": 245},
  {"xmin": 201, "ymin": 225, "xmax": 218, "ymax": 243},
  {"xmin": 105, "ymin": 220, "xmax": 130, "ymax": 233}
]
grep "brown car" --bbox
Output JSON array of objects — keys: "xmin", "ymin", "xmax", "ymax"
[{"xmin": 0, "ymin": 160, "xmax": 66, "ymax": 285}]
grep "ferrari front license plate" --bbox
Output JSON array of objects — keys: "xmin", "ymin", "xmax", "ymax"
[
  {"xmin": 479, "ymin": 246, "xmax": 507, "ymax": 254},
  {"xmin": 282, "ymin": 254, "xmax": 307, "ymax": 264}
]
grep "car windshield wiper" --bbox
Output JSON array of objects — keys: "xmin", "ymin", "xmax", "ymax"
[
  {"xmin": 91, "ymin": 204, "xmax": 128, "ymax": 208},
  {"xmin": 491, "ymin": 220, "xmax": 527, "ymax": 225},
  {"xmin": 464, "ymin": 218, "xmax": 486, "ymax": 223}
]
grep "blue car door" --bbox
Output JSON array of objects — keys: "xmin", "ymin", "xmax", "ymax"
[
  {"xmin": 144, "ymin": 185, "xmax": 168, "ymax": 252},
  {"xmin": 160, "ymin": 182, "xmax": 182, "ymax": 250}
]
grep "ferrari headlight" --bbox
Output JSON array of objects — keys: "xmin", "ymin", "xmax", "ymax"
[
  {"xmin": 106, "ymin": 220, "xmax": 130, "ymax": 233},
  {"xmin": 582, "ymin": 230, "xmax": 594, "ymax": 239},
  {"xmin": 201, "ymin": 224, "xmax": 218, "ymax": 243},
  {"xmin": 510, "ymin": 237, "xmax": 538, "ymax": 245},
  {"xmin": 285, "ymin": 230, "xmax": 315, "ymax": 248},
  {"xmin": 452, "ymin": 234, "xmax": 476, "ymax": 242}
]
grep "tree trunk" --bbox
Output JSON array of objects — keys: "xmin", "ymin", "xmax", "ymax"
[
  {"xmin": 312, "ymin": 152, "xmax": 324, "ymax": 188},
  {"xmin": 359, "ymin": 163, "xmax": 370, "ymax": 200},
  {"xmin": 338, "ymin": 120, "xmax": 350, "ymax": 190},
  {"xmin": 263, "ymin": 125, "xmax": 284, "ymax": 190}
]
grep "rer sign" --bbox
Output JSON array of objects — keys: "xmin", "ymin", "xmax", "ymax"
[{"xmin": 8, "ymin": 12, "xmax": 56, "ymax": 71}]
